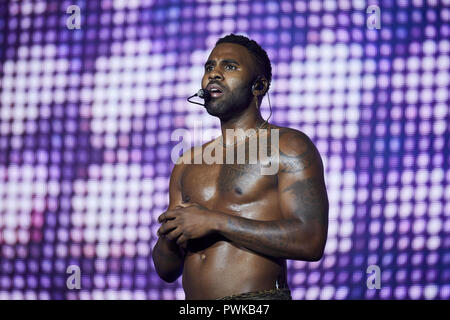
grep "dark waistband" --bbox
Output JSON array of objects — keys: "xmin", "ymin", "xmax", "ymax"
[{"xmin": 216, "ymin": 288, "xmax": 292, "ymax": 300}]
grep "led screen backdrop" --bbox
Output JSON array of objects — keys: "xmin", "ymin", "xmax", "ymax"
[{"xmin": 0, "ymin": 0, "xmax": 448, "ymax": 300}]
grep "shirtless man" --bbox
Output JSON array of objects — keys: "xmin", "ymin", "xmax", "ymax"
[{"xmin": 152, "ymin": 34, "xmax": 329, "ymax": 300}]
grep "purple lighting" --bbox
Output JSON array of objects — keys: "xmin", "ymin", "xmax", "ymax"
[{"xmin": 0, "ymin": 0, "xmax": 447, "ymax": 301}]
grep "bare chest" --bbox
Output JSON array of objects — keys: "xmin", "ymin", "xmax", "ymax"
[{"xmin": 180, "ymin": 162, "xmax": 277, "ymax": 209}]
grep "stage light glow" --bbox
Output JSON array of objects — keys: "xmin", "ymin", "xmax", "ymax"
[{"xmin": 0, "ymin": 0, "xmax": 447, "ymax": 300}]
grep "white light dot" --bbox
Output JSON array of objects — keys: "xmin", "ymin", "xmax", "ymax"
[
  {"xmin": 426, "ymin": 236, "xmax": 440, "ymax": 250},
  {"xmin": 424, "ymin": 285, "xmax": 438, "ymax": 299}
]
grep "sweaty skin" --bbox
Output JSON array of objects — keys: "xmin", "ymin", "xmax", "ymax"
[{"xmin": 152, "ymin": 42, "xmax": 329, "ymax": 300}]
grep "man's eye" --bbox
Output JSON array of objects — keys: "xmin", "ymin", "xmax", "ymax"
[
  {"xmin": 225, "ymin": 64, "xmax": 237, "ymax": 70},
  {"xmin": 205, "ymin": 65, "xmax": 213, "ymax": 72}
]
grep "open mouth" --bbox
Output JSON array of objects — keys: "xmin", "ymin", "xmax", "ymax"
[{"xmin": 207, "ymin": 84, "xmax": 224, "ymax": 98}]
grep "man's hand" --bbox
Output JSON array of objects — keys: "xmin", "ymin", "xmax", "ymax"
[{"xmin": 157, "ymin": 202, "xmax": 220, "ymax": 248}]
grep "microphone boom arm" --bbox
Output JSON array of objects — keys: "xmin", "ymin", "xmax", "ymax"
[{"xmin": 187, "ymin": 89, "xmax": 210, "ymax": 106}]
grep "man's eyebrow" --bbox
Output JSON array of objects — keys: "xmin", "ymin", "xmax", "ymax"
[
  {"xmin": 221, "ymin": 59, "xmax": 240, "ymax": 65},
  {"xmin": 204, "ymin": 59, "xmax": 240, "ymax": 67}
]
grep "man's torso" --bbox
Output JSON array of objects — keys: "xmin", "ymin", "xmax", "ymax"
[{"xmin": 180, "ymin": 125, "xmax": 289, "ymax": 299}]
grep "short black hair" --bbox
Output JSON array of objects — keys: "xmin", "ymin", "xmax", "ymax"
[{"xmin": 215, "ymin": 34, "xmax": 272, "ymax": 95}]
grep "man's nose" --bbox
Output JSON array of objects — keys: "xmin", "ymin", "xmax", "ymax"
[{"xmin": 208, "ymin": 69, "xmax": 224, "ymax": 81}]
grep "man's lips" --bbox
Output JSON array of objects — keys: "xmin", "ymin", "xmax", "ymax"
[
  {"xmin": 210, "ymin": 91, "xmax": 224, "ymax": 98},
  {"xmin": 206, "ymin": 83, "xmax": 225, "ymax": 98}
]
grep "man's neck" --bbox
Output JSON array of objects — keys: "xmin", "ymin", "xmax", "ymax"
[{"xmin": 220, "ymin": 107, "xmax": 266, "ymax": 146}]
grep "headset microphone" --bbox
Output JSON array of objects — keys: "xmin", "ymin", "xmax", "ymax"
[{"xmin": 187, "ymin": 89, "xmax": 210, "ymax": 106}]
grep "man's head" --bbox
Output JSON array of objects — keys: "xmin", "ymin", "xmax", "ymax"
[{"xmin": 201, "ymin": 34, "xmax": 272, "ymax": 121}]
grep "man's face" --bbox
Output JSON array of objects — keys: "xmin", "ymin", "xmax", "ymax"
[{"xmin": 201, "ymin": 43, "xmax": 257, "ymax": 121}]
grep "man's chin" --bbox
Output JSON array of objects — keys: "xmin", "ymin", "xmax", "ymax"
[{"xmin": 204, "ymin": 101, "xmax": 227, "ymax": 118}]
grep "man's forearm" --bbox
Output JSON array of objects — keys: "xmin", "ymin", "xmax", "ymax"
[
  {"xmin": 152, "ymin": 237, "xmax": 185, "ymax": 282},
  {"xmin": 213, "ymin": 212, "xmax": 323, "ymax": 261}
]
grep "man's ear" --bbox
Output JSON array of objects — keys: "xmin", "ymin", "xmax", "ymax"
[{"xmin": 252, "ymin": 76, "xmax": 269, "ymax": 97}]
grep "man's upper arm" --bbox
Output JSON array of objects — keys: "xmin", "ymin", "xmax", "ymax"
[
  {"xmin": 167, "ymin": 150, "xmax": 192, "ymax": 210},
  {"xmin": 277, "ymin": 129, "xmax": 329, "ymax": 248},
  {"xmin": 167, "ymin": 163, "xmax": 184, "ymax": 210}
]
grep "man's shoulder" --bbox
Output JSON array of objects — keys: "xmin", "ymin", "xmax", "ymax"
[
  {"xmin": 270, "ymin": 125, "xmax": 323, "ymax": 175},
  {"xmin": 270, "ymin": 125, "xmax": 315, "ymax": 157}
]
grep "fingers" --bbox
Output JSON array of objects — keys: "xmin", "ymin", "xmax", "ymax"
[
  {"xmin": 156, "ymin": 205, "xmax": 194, "ymax": 248},
  {"xmin": 176, "ymin": 234, "xmax": 188, "ymax": 247},
  {"xmin": 158, "ymin": 209, "xmax": 178, "ymax": 223},
  {"xmin": 157, "ymin": 220, "xmax": 177, "ymax": 237},
  {"xmin": 157, "ymin": 212, "xmax": 166, "ymax": 223},
  {"xmin": 165, "ymin": 227, "xmax": 183, "ymax": 241},
  {"xmin": 158, "ymin": 203, "xmax": 193, "ymax": 223},
  {"xmin": 158, "ymin": 224, "xmax": 188, "ymax": 249}
]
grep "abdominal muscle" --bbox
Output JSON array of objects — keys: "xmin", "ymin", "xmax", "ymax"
[{"xmin": 182, "ymin": 240, "xmax": 286, "ymax": 300}]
